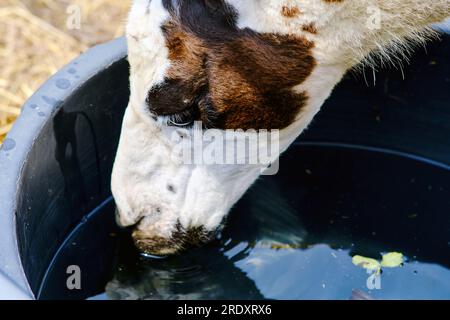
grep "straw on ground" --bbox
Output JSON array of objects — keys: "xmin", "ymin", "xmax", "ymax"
[{"xmin": 0, "ymin": 0, "xmax": 129, "ymax": 144}]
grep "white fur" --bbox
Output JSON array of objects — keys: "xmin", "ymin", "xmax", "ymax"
[{"xmin": 112, "ymin": 0, "xmax": 449, "ymax": 251}]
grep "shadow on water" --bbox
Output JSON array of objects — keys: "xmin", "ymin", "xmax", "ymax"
[
  {"xmin": 39, "ymin": 144, "xmax": 450, "ymax": 300},
  {"xmin": 53, "ymin": 109, "xmax": 103, "ymax": 215}
]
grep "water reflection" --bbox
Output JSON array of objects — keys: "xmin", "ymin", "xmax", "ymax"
[
  {"xmin": 100, "ymin": 152, "xmax": 450, "ymax": 300},
  {"xmin": 41, "ymin": 145, "xmax": 450, "ymax": 300}
]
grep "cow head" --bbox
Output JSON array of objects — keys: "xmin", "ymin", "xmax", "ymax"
[{"xmin": 112, "ymin": 0, "xmax": 449, "ymax": 255}]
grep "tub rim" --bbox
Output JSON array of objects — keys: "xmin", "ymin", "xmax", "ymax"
[{"xmin": 0, "ymin": 37, "xmax": 127, "ymax": 299}]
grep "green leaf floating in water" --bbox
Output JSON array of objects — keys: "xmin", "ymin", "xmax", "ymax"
[
  {"xmin": 352, "ymin": 252, "xmax": 404, "ymax": 274},
  {"xmin": 352, "ymin": 256, "xmax": 381, "ymax": 272},
  {"xmin": 380, "ymin": 252, "xmax": 404, "ymax": 268}
]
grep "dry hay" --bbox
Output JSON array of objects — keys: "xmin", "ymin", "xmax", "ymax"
[{"xmin": 0, "ymin": 0, "xmax": 130, "ymax": 144}]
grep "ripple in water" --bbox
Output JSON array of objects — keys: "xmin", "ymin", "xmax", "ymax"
[{"xmin": 38, "ymin": 145, "xmax": 450, "ymax": 300}]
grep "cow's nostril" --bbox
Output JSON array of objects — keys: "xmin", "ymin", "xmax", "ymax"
[
  {"xmin": 127, "ymin": 216, "xmax": 145, "ymax": 231},
  {"xmin": 115, "ymin": 208, "xmax": 145, "ymax": 230}
]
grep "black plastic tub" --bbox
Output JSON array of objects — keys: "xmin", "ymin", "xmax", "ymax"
[{"xmin": 1, "ymin": 34, "xmax": 450, "ymax": 300}]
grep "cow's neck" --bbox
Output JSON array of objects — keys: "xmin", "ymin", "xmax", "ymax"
[
  {"xmin": 228, "ymin": 0, "xmax": 448, "ymax": 65},
  {"xmin": 224, "ymin": 0, "xmax": 449, "ymax": 151}
]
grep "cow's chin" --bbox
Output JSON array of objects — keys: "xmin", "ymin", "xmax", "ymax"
[
  {"xmin": 132, "ymin": 235, "xmax": 182, "ymax": 257},
  {"xmin": 131, "ymin": 222, "xmax": 218, "ymax": 256}
]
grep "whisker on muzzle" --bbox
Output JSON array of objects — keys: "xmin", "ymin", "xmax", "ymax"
[{"xmin": 131, "ymin": 220, "xmax": 218, "ymax": 256}]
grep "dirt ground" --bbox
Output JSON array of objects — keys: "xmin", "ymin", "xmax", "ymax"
[{"xmin": 0, "ymin": 0, "xmax": 130, "ymax": 144}]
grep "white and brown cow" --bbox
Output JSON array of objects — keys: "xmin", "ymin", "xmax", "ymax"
[{"xmin": 111, "ymin": 0, "xmax": 450, "ymax": 255}]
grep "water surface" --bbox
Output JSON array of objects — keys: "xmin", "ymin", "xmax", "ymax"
[{"xmin": 38, "ymin": 144, "xmax": 450, "ymax": 300}]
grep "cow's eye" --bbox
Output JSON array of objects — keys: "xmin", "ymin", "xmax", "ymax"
[{"xmin": 165, "ymin": 106, "xmax": 198, "ymax": 128}]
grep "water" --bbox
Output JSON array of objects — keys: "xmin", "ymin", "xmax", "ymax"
[{"xmin": 38, "ymin": 144, "xmax": 450, "ymax": 300}]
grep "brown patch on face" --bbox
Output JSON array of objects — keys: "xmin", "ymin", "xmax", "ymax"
[
  {"xmin": 147, "ymin": 0, "xmax": 316, "ymax": 130},
  {"xmin": 281, "ymin": 5, "xmax": 301, "ymax": 18},
  {"xmin": 302, "ymin": 22, "xmax": 318, "ymax": 34},
  {"xmin": 209, "ymin": 33, "xmax": 314, "ymax": 129},
  {"xmin": 146, "ymin": 21, "xmax": 208, "ymax": 117}
]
